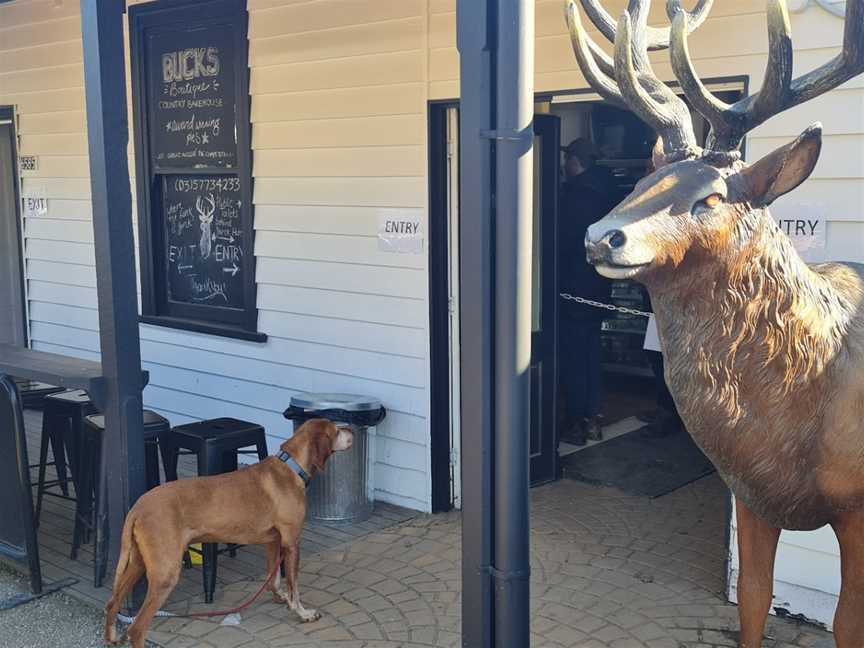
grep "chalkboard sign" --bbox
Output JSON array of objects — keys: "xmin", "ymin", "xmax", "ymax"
[
  {"xmin": 147, "ymin": 25, "xmax": 237, "ymax": 169},
  {"xmin": 130, "ymin": 0, "xmax": 263, "ymax": 341},
  {"xmin": 163, "ymin": 174, "xmax": 245, "ymax": 309},
  {"xmin": 0, "ymin": 375, "xmax": 42, "ymax": 594}
]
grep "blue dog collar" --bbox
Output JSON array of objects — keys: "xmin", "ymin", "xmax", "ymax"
[{"xmin": 276, "ymin": 451, "xmax": 311, "ymax": 487}]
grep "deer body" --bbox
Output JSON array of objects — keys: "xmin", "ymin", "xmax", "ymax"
[{"xmin": 565, "ymin": 1, "xmax": 864, "ymax": 644}]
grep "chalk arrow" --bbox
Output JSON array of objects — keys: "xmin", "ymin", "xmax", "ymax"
[{"xmin": 223, "ymin": 263, "xmax": 240, "ymax": 276}]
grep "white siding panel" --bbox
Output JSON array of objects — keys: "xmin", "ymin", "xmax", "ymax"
[
  {"xmin": 254, "ymin": 177, "xmax": 426, "ymax": 208},
  {"xmin": 825, "ymin": 221, "xmax": 864, "ymax": 263},
  {"xmin": 256, "ymin": 257, "xmax": 425, "ymax": 299},
  {"xmin": 248, "ymin": 0, "xmax": 423, "ymax": 39},
  {"xmin": 253, "ymin": 146, "xmax": 424, "ymax": 178},
  {"xmin": 26, "ymin": 239, "xmax": 95, "ymax": 266},
  {"xmin": 256, "ymin": 284, "xmax": 427, "ymax": 329},
  {"xmin": 250, "ymin": 83, "xmax": 423, "ymax": 123},
  {"xmin": 27, "ymin": 280, "xmax": 97, "ymax": 310},
  {"xmin": 255, "ymin": 231, "xmax": 425, "ymax": 269},
  {"xmin": 250, "ymin": 51, "xmax": 423, "ymax": 94},
  {"xmin": 249, "ymin": 17, "xmax": 423, "ymax": 67},
  {"xmin": 27, "ymin": 259, "xmax": 96, "ymax": 288},
  {"xmin": 771, "ymin": 179, "xmax": 864, "ymax": 223},
  {"xmin": 251, "ymin": 114, "xmax": 424, "ymax": 149},
  {"xmin": 254, "ymin": 205, "xmax": 411, "ymax": 236},
  {"xmin": 748, "ymin": 134, "xmax": 864, "ymax": 179},
  {"xmin": 25, "ymin": 217, "xmax": 93, "ymax": 244},
  {"xmin": 256, "ymin": 310, "xmax": 426, "ymax": 358}
]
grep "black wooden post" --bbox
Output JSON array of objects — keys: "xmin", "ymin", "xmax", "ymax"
[
  {"xmin": 457, "ymin": 0, "xmax": 534, "ymax": 645},
  {"xmin": 80, "ymin": 0, "xmax": 146, "ymax": 593}
]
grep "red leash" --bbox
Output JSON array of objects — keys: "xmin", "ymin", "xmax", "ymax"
[{"xmin": 175, "ymin": 549, "xmax": 283, "ymax": 619}]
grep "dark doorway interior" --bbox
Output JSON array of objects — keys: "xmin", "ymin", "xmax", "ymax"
[
  {"xmin": 546, "ymin": 89, "xmax": 743, "ymax": 497},
  {"xmin": 430, "ymin": 86, "xmax": 743, "ymax": 510},
  {"xmin": 0, "ymin": 107, "xmax": 27, "ymax": 348}
]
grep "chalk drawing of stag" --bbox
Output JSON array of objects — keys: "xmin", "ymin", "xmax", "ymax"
[{"xmin": 196, "ymin": 193, "xmax": 215, "ymax": 260}]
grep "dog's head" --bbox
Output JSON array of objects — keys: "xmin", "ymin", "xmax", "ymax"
[{"xmin": 282, "ymin": 418, "xmax": 353, "ymax": 475}]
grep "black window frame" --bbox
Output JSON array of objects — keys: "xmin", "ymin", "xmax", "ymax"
[{"xmin": 129, "ymin": 0, "xmax": 265, "ymax": 343}]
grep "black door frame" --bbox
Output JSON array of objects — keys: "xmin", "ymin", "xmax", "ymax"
[
  {"xmin": 528, "ymin": 113, "xmax": 560, "ymax": 485},
  {"xmin": 0, "ymin": 106, "xmax": 28, "ymax": 348},
  {"xmin": 429, "ymin": 102, "xmax": 562, "ymax": 508},
  {"xmin": 429, "ymin": 101, "xmax": 457, "ymax": 513}
]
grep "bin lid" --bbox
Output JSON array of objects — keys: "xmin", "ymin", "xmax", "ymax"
[{"xmin": 289, "ymin": 392, "xmax": 382, "ymax": 413}]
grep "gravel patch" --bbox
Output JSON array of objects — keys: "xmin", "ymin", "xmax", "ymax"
[{"xmin": 0, "ymin": 564, "xmax": 152, "ymax": 648}]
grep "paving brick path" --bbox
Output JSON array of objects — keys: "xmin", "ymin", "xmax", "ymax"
[{"xmin": 145, "ymin": 475, "xmax": 832, "ymax": 648}]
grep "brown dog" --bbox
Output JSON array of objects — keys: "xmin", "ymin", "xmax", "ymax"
[{"xmin": 103, "ymin": 418, "xmax": 353, "ymax": 648}]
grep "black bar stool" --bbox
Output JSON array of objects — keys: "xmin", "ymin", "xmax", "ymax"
[
  {"xmin": 159, "ymin": 417, "xmax": 268, "ymax": 603},
  {"xmin": 33, "ymin": 389, "xmax": 97, "ymax": 525},
  {"xmin": 14, "ymin": 379, "xmax": 64, "ymax": 409},
  {"xmin": 72, "ymin": 410, "xmax": 170, "ymax": 567}
]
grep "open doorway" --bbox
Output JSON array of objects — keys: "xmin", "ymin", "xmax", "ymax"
[
  {"xmin": 429, "ymin": 81, "xmax": 744, "ymax": 510},
  {"xmin": 0, "ymin": 107, "xmax": 27, "ymax": 349},
  {"xmin": 541, "ymin": 85, "xmax": 743, "ymax": 498}
]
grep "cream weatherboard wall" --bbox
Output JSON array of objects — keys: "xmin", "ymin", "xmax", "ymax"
[
  {"xmin": 1, "ymin": 0, "xmax": 862, "ymax": 622},
  {"xmin": 0, "ymin": 0, "xmax": 433, "ymax": 511}
]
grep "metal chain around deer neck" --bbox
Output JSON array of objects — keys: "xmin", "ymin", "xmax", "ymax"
[{"xmin": 559, "ymin": 292, "xmax": 653, "ymax": 318}]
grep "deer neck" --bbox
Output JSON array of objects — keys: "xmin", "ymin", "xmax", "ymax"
[{"xmin": 647, "ymin": 209, "xmax": 849, "ymax": 419}]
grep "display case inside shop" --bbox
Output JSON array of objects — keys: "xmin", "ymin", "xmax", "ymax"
[{"xmin": 600, "ymin": 281, "xmax": 652, "ymax": 377}]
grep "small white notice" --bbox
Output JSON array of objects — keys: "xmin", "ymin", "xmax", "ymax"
[
  {"xmin": 378, "ymin": 213, "xmax": 424, "ymax": 254},
  {"xmin": 643, "ymin": 314, "xmax": 662, "ymax": 353},
  {"xmin": 23, "ymin": 194, "xmax": 48, "ymax": 217},
  {"xmin": 777, "ymin": 217, "xmax": 825, "ymax": 262}
]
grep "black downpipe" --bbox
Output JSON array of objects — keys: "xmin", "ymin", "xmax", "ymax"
[
  {"xmin": 492, "ymin": 1, "xmax": 533, "ymax": 646},
  {"xmin": 458, "ymin": 0, "xmax": 533, "ymax": 645},
  {"xmin": 457, "ymin": 0, "xmax": 495, "ymax": 645}
]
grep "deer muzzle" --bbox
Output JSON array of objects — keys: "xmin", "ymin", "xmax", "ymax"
[{"xmin": 585, "ymin": 224, "xmax": 654, "ymax": 279}]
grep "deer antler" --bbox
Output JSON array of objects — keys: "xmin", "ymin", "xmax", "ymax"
[
  {"xmin": 668, "ymin": 0, "xmax": 864, "ymax": 153},
  {"xmin": 578, "ymin": 0, "xmax": 714, "ymax": 50},
  {"xmin": 565, "ymin": 0, "xmax": 701, "ymax": 158}
]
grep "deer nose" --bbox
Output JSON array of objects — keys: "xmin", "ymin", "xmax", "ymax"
[
  {"xmin": 585, "ymin": 237, "xmax": 609, "ymax": 264},
  {"xmin": 605, "ymin": 230, "xmax": 627, "ymax": 249}
]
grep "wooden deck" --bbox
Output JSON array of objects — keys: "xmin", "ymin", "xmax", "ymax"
[{"xmin": 19, "ymin": 408, "xmax": 417, "ymax": 612}]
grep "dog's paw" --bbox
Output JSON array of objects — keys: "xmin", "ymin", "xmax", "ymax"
[{"xmin": 298, "ymin": 608, "xmax": 321, "ymax": 623}]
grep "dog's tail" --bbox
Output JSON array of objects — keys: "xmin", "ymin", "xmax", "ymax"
[
  {"xmin": 104, "ymin": 512, "xmax": 138, "ymax": 644},
  {"xmin": 116, "ymin": 512, "xmax": 137, "ymax": 580}
]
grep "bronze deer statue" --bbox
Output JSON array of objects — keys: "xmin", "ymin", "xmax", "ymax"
[{"xmin": 565, "ymin": 0, "xmax": 864, "ymax": 646}]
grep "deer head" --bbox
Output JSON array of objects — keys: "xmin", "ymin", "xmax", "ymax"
[
  {"xmin": 566, "ymin": 0, "xmax": 864, "ymax": 285},
  {"xmin": 196, "ymin": 193, "xmax": 216, "ymax": 260}
]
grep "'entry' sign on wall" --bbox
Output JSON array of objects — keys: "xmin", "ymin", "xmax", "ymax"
[{"xmin": 378, "ymin": 213, "xmax": 424, "ymax": 254}]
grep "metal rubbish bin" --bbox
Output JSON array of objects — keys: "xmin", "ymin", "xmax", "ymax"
[{"xmin": 283, "ymin": 393, "xmax": 386, "ymax": 524}]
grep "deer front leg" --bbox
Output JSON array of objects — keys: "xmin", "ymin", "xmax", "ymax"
[
  {"xmin": 831, "ymin": 512, "xmax": 864, "ymax": 648},
  {"xmin": 279, "ymin": 541, "xmax": 320, "ymax": 623},
  {"xmin": 735, "ymin": 499, "xmax": 781, "ymax": 648}
]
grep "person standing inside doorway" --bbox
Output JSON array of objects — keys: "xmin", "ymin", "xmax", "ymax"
[{"xmin": 557, "ymin": 138, "xmax": 616, "ymax": 445}]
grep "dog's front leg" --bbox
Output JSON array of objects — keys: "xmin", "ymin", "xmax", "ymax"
[
  {"xmin": 281, "ymin": 541, "xmax": 320, "ymax": 623},
  {"xmin": 265, "ymin": 540, "xmax": 283, "ymax": 602}
]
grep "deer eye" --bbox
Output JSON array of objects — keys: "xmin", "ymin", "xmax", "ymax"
[{"xmin": 693, "ymin": 193, "xmax": 725, "ymax": 213}]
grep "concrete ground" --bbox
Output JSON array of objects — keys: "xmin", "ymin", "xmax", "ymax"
[
  {"xmin": 2, "ymin": 475, "xmax": 832, "ymax": 648},
  {"xmin": 133, "ymin": 476, "xmax": 830, "ymax": 648},
  {"xmin": 0, "ymin": 563, "xmax": 106, "ymax": 648}
]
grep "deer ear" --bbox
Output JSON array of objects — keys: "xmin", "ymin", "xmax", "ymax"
[{"xmin": 739, "ymin": 123, "xmax": 822, "ymax": 206}]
